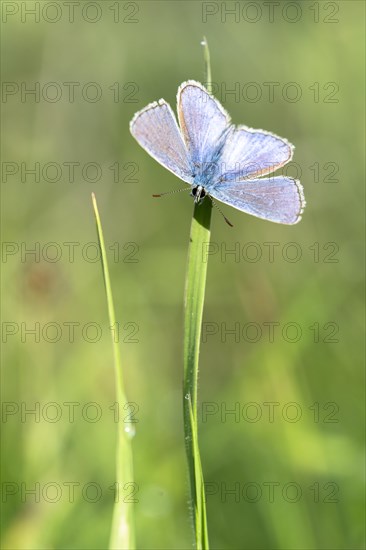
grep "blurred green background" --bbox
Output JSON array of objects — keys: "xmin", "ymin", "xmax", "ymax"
[{"xmin": 1, "ymin": 1, "xmax": 365, "ymax": 548}]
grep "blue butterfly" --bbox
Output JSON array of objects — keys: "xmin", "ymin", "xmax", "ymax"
[{"xmin": 130, "ymin": 81, "xmax": 305, "ymax": 225}]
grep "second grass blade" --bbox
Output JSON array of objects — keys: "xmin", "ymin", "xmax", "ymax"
[{"xmin": 92, "ymin": 193, "xmax": 135, "ymax": 549}]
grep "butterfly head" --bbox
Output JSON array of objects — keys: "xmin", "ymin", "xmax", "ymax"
[{"xmin": 191, "ymin": 185, "xmax": 207, "ymax": 204}]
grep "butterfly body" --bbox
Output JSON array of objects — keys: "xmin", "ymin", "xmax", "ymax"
[{"xmin": 130, "ymin": 81, "xmax": 305, "ymax": 225}]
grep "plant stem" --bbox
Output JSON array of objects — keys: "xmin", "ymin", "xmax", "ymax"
[{"xmin": 183, "ymin": 37, "xmax": 212, "ymax": 550}]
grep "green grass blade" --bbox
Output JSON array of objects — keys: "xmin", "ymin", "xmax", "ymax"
[
  {"xmin": 187, "ymin": 394, "xmax": 209, "ymax": 547},
  {"xmin": 183, "ymin": 37, "xmax": 212, "ymax": 550},
  {"xmin": 202, "ymin": 36, "xmax": 212, "ymax": 93},
  {"xmin": 91, "ymin": 193, "xmax": 135, "ymax": 550},
  {"xmin": 183, "ymin": 200, "xmax": 212, "ymax": 549}
]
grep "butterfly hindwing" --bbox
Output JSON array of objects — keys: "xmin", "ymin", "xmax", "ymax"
[
  {"xmin": 213, "ymin": 126, "xmax": 294, "ymax": 184},
  {"xmin": 210, "ymin": 176, "xmax": 305, "ymax": 225}
]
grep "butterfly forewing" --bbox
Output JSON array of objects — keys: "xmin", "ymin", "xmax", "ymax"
[
  {"xmin": 130, "ymin": 99, "xmax": 193, "ymax": 184},
  {"xmin": 177, "ymin": 81, "xmax": 230, "ymax": 167}
]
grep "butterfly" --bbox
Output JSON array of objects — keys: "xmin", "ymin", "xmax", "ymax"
[{"xmin": 130, "ymin": 80, "xmax": 305, "ymax": 225}]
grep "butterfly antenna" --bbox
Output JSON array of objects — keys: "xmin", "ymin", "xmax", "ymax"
[
  {"xmin": 152, "ymin": 187, "xmax": 191, "ymax": 198},
  {"xmin": 209, "ymin": 196, "xmax": 233, "ymax": 227}
]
